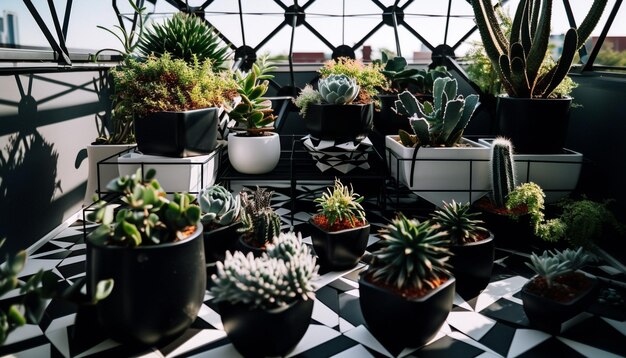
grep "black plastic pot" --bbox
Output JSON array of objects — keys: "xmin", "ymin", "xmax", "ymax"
[
  {"xmin": 204, "ymin": 221, "xmax": 242, "ymax": 264},
  {"xmin": 358, "ymin": 274, "xmax": 455, "ymax": 351},
  {"xmin": 496, "ymin": 96, "xmax": 571, "ymax": 154},
  {"xmin": 309, "ymin": 218, "xmax": 370, "ymax": 271},
  {"xmin": 449, "ymin": 232, "xmax": 495, "ymax": 298},
  {"xmin": 304, "ymin": 103, "xmax": 373, "ymax": 142},
  {"xmin": 219, "ymin": 298, "xmax": 314, "ymax": 357},
  {"xmin": 474, "ymin": 202, "xmax": 534, "ymax": 251},
  {"xmin": 135, "ymin": 107, "xmax": 219, "ymax": 157},
  {"xmin": 86, "ymin": 224, "xmax": 206, "ymax": 346}
]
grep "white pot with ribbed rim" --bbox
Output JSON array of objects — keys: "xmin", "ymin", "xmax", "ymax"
[{"xmin": 227, "ymin": 132, "xmax": 280, "ymax": 174}]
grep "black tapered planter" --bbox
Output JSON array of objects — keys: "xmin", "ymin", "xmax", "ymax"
[
  {"xmin": 135, "ymin": 107, "xmax": 219, "ymax": 157},
  {"xmin": 521, "ymin": 273, "xmax": 598, "ymax": 334},
  {"xmin": 86, "ymin": 224, "xmax": 206, "ymax": 346},
  {"xmin": 204, "ymin": 221, "xmax": 242, "ymax": 264},
  {"xmin": 219, "ymin": 298, "xmax": 314, "ymax": 358},
  {"xmin": 309, "ymin": 218, "xmax": 370, "ymax": 271},
  {"xmin": 449, "ymin": 232, "xmax": 495, "ymax": 298},
  {"xmin": 304, "ymin": 103, "xmax": 373, "ymax": 142},
  {"xmin": 359, "ymin": 274, "xmax": 455, "ymax": 351},
  {"xmin": 496, "ymin": 96, "xmax": 571, "ymax": 154},
  {"xmin": 473, "ymin": 199, "xmax": 534, "ymax": 251}
]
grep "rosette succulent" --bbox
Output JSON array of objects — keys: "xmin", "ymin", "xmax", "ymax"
[
  {"xmin": 197, "ymin": 184, "xmax": 240, "ymax": 227},
  {"xmin": 318, "ymin": 74, "xmax": 359, "ymax": 105},
  {"xmin": 525, "ymin": 248, "xmax": 591, "ymax": 288},
  {"xmin": 431, "ymin": 200, "xmax": 488, "ymax": 245}
]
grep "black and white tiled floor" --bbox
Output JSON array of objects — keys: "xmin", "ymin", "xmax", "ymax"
[{"xmin": 2, "ymin": 185, "xmax": 626, "ymax": 357}]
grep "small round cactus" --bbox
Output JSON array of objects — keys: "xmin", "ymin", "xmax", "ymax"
[
  {"xmin": 318, "ymin": 74, "xmax": 359, "ymax": 105},
  {"xmin": 197, "ymin": 184, "xmax": 240, "ymax": 226}
]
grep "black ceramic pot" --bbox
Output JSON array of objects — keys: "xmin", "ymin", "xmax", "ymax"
[
  {"xmin": 358, "ymin": 274, "xmax": 455, "ymax": 350},
  {"xmin": 204, "ymin": 221, "xmax": 242, "ymax": 264},
  {"xmin": 219, "ymin": 298, "xmax": 314, "ymax": 357},
  {"xmin": 86, "ymin": 224, "xmax": 206, "ymax": 346},
  {"xmin": 474, "ymin": 202, "xmax": 534, "ymax": 251},
  {"xmin": 449, "ymin": 232, "xmax": 495, "ymax": 298},
  {"xmin": 496, "ymin": 96, "xmax": 571, "ymax": 154},
  {"xmin": 308, "ymin": 218, "xmax": 370, "ymax": 271},
  {"xmin": 135, "ymin": 107, "xmax": 219, "ymax": 157},
  {"xmin": 236, "ymin": 235, "xmax": 266, "ymax": 258},
  {"xmin": 304, "ymin": 103, "xmax": 373, "ymax": 142}
]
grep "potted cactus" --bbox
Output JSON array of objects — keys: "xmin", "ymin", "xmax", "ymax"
[
  {"xmin": 359, "ymin": 213, "xmax": 455, "ymax": 350},
  {"xmin": 308, "ymin": 179, "xmax": 370, "ymax": 271},
  {"xmin": 385, "ymin": 77, "xmax": 490, "ymax": 206},
  {"xmin": 85, "ymin": 168, "xmax": 206, "ymax": 345},
  {"xmin": 470, "ymin": 0, "xmax": 608, "ymax": 153},
  {"xmin": 522, "ymin": 247, "xmax": 598, "ymax": 333},
  {"xmin": 211, "ymin": 232, "xmax": 319, "ymax": 357},
  {"xmin": 236, "ymin": 186, "xmax": 282, "ymax": 257},
  {"xmin": 197, "ymin": 184, "xmax": 241, "ymax": 266},
  {"xmin": 430, "ymin": 201, "xmax": 495, "ymax": 298}
]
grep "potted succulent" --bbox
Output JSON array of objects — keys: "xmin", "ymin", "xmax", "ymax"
[
  {"xmin": 385, "ymin": 77, "xmax": 489, "ymax": 206},
  {"xmin": 86, "ymin": 168, "xmax": 206, "ymax": 345},
  {"xmin": 308, "ymin": 179, "xmax": 370, "ymax": 271},
  {"xmin": 211, "ymin": 232, "xmax": 319, "ymax": 357},
  {"xmin": 522, "ymin": 247, "xmax": 598, "ymax": 333},
  {"xmin": 197, "ymin": 184, "xmax": 241, "ymax": 266},
  {"xmin": 470, "ymin": 0, "xmax": 608, "ymax": 153},
  {"xmin": 236, "ymin": 186, "xmax": 282, "ymax": 256},
  {"xmin": 227, "ymin": 57, "xmax": 281, "ymax": 174},
  {"xmin": 430, "ymin": 201, "xmax": 494, "ymax": 297},
  {"xmin": 359, "ymin": 213, "xmax": 455, "ymax": 350}
]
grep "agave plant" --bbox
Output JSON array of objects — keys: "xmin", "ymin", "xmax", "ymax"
[
  {"xmin": 197, "ymin": 184, "xmax": 240, "ymax": 227},
  {"xmin": 366, "ymin": 213, "xmax": 451, "ymax": 291},
  {"xmin": 394, "ymin": 77, "xmax": 480, "ymax": 147},
  {"xmin": 137, "ymin": 12, "xmax": 229, "ymax": 70},
  {"xmin": 318, "ymin": 74, "xmax": 360, "ymax": 104},
  {"xmin": 431, "ymin": 200, "xmax": 489, "ymax": 245},
  {"xmin": 525, "ymin": 247, "xmax": 591, "ymax": 288}
]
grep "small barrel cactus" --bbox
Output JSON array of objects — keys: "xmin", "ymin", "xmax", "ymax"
[
  {"xmin": 318, "ymin": 74, "xmax": 359, "ymax": 105},
  {"xmin": 238, "ymin": 187, "xmax": 282, "ymax": 247},
  {"xmin": 490, "ymin": 137, "xmax": 516, "ymax": 208},
  {"xmin": 365, "ymin": 213, "xmax": 451, "ymax": 291},
  {"xmin": 197, "ymin": 184, "xmax": 240, "ymax": 226},
  {"xmin": 211, "ymin": 232, "xmax": 319, "ymax": 309},
  {"xmin": 431, "ymin": 200, "xmax": 488, "ymax": 245}
]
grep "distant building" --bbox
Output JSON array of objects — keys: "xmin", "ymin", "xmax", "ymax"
[
  {"xmin": 413, "ymin": 44, "xmax": 431, "ymax": 64},
  {"xmin": 590, "ymin": 36, "xmax": 626, "ymax": 52},
  {"xmin": 0, "ymin": 11, "xmax": 19, "ymax": 45},
  {"xmin": 292, "ymin": 52, "xmax": 326, "ymax": 63}
]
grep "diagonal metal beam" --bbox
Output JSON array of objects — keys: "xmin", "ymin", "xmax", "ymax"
[
  {"xmin": 62, "ymin": 0, "xmax": 73, "ymax": 38},
  {"xmin": 353, "ymin": 22, "xmax": 385, "ymax": 49},
  {"xmin": 582, "ymin": 0, "xmax": 623, "ymax": 71},
  {"xmin": 23, "ymin": 0, "xmax": 71, "ymax": 65},
  {"xmin": 47, "ymin": 0, "xmax": 70, "ymax": 56},
  {"xmin": 303, "ymin": 22, "xmax": 336, "ymax": 51},
  {"xmin": 272, "ymin": 0, "xmax": 288, "ymax": 11},
  {"xmin": 301, "ymin": 0, "xmax": 317, "ymax": 11},
  {"xmin": 254, "ymin": 22, "xmax": 288, "ymax": 52},
  {"xmin": 401, "ymin": 21, "xmax": 435, "ymax": 51}
]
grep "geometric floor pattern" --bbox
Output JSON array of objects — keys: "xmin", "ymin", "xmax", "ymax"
[{"xmin": 2, "ymin": 184, "xmax": 626, "ymax": 357}]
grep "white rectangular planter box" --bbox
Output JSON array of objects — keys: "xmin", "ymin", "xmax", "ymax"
[
  {"xmin": 385, "ymin": 136, "xmax": 491, "ymax": 207},
  {"xmin": 479, "ymin": 138, "xmax": 583, "ymax": 203},
  {"xmin": 116, "ymin": 151, "xmax": 219, "ymax": 194}
]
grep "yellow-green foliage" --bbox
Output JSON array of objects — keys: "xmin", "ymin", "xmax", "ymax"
[{"xmin": 318, "ymin": 57, "xmax": 387, "ymax": 104}]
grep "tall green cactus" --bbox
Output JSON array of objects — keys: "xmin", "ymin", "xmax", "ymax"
[
  {"xmin": 490, "ymin": 137, "xmax": 516, "ymax": 208},
  {"xmin": 238, "ymin": 187, "xmax": 282, "ymax": 247},
  {"xmin": 470, "ymin": 0, "xmax": 607, "ymax": 98}
]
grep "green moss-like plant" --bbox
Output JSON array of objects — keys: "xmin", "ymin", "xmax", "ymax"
[
  {"xmin": 318, "ymin": 57, "xmax": 387, "ymax": 104},
  {"xmin": 558, "ymin": 198, "xmax": 624, "ymax": 247}
]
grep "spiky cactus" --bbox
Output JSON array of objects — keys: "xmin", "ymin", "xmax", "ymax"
[
  {"xmin": 318, "ymin": 74, "xmax": 360, "ymax": 105},
  {"xmin": 490, "ymin": 137, "xmax": 516, "ymax": 208},
  {"xmin": 394, "ymin": 77, "xmax": 480, "ymax": 147},
  {"xmin": 313, "ymin": 179, "xmax": 366, "ymax": 231},
  {"xmin": 238, "ymin": 187, "xmax": 282, "ymax": 247},
  {"xmin": 366, "ymin": 213, "xmax": 451, "ymax": 291},
  {"xmin": 431, "ymin": 200, "xmax": 489, "ymax": 245},
  {"xmin": 211, "ymin": 232, "xmax": 319, "ymax": 309},
  {"xmin": 470, "ymin": 0, "xmax": 608, "ymax": 98},
  {"xmin": 198, "ymin": 184, "xmax": 241, "ymax": 227},
  {"xmin": 525, "ymin": 247, "xmax": 591, "ymax": 288}
]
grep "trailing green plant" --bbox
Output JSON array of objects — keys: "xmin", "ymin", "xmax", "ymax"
[
  {"xmin": 137, "ymin": 12, "xmax": 229, "ymax": 70},
  {"xmin": 373, "ymin": 53, "xmax": 452, "ymax": 95},
  {"xmin": 312, "ymin": 179, "xmax": 366, "ymax": 231},
  {"xmin": 431, "ymin": 200, "xmax": 489, "ymax": 245},
  {"xmin": 365, "ymin": 213, "xmax": 451, "ymax": 292},
  {"xmin": 318, "ymin": 57, "xmax": 387, "ymax": 104},
  {"xmin": 210, "ymin": 232, "xmax": 319, "ymax": 309},
  {"xmin": 238, "ymin": 186, "xmax": 282, "ymax": 247},
  {"xmin": 292, "ymin": 84, "xmax": 323, "ymax": 116},
  {"xmin": 490, "ymin": 137, "xmax": 516, "ymax": 208},
  {"xmin": 525, "ymin": 247, "xmax": 591, "ymax": 288},
  {"xmin": 394, "ymin": 77, "xmax": 480, "ymax": 147},
  {"xmin": 506, "ymin": 182, "xmax": 566, "ymax": 242},
  {"xmin": 318, "ymin": 75, "xmax": 360, "ymax": 104},
  {"xmin": 470, "ymin": 0, "xmax": 607, "ymax": 98},
  {"xmin": 87, "ymin": 168, "xmax": 202, "ymax": 247},
  {"xmin": 229, "ymin": 56, "xmax": 278, "ymax": 136},
  {"xmin": 197, "ymin": 184, "xmax": 241, "ymax": 227}
]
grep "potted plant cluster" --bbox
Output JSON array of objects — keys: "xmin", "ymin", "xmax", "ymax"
[
  {"xmin": 431, "ymin": 200, "xmax": 495, "ymax": 297},
  {"xmin": 227, "ymin": 57, "xmax": 281, "ymax": 174},
  {"xmin": 211, "ymin": 232, "xmax": 319, "ymax": 357},
  {"xmin": 236, "ymin": 186, "xmax": 283, "ymax": 256},
  {"xmin": 470, "ymin": 0, "xmax": 608, "ymax": 153},
  {"xmin": 386, "ymin": 76, "xmax": 489, "ymax": 206},
  {"xmin": 197, "ymin": 184, "xmax": 241, "ymax": 266},
  {"xmin": 359, "ymin": 213, "xmax": 454, "ymax": 350},
  {"xmin": 522, "ymin": 247, "xmax": 598, "ymax": 333},
  {"xmin": 86, "ymin": 168, "xmax": 206, "ymax": 345},
  {"xmin": 308, "ymin": 179, "xmax": 370, "ymax": 271}
]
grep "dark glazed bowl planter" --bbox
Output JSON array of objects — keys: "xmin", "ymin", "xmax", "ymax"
[
  {"xmin": 304, "ymin": 103, "xmax": 373, "ymax": 142},
  {"xmin": 236, "ymin": 235, "xmax": 266, "ymax": 258},
  {"xmin": 358, "ymin": 274, "xmax": 455, "ymax": 350},
  {"xmin": 204, "ymin": 221, "xmax": 242, "ymax": 264},
  {"xmin": 219, "ymin": 298, "xmax": 314, "ymax": 358},
  {"xmin": 449, "ymin": 232, "xmax": 495, "ymax": 298},
  {"xmin": 86, "ymin": 224, "xmax": 206, "ymax": 346},
  {"xmin": 521, "ymin": 273, "xmax": 599, "ymax": 334},
  {"xmin": 308, "ymin": 218, "xmax": 370, "ymax": 271},
  {"xmin": 496, "ymin": 96, "xmax": 571, "ymax": 154},
  {"xmin": 135, "ymin": 107, "xmax": 219, "ymax": 157}
]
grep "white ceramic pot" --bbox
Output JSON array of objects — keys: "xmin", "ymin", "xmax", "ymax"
[
  {"xmin": 84, "ymin": 143, "xmax": 135, "ymax": 205},
  {"xmin": 228, "ymin": 132, "xmax": 281, "ymax": 174}
]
